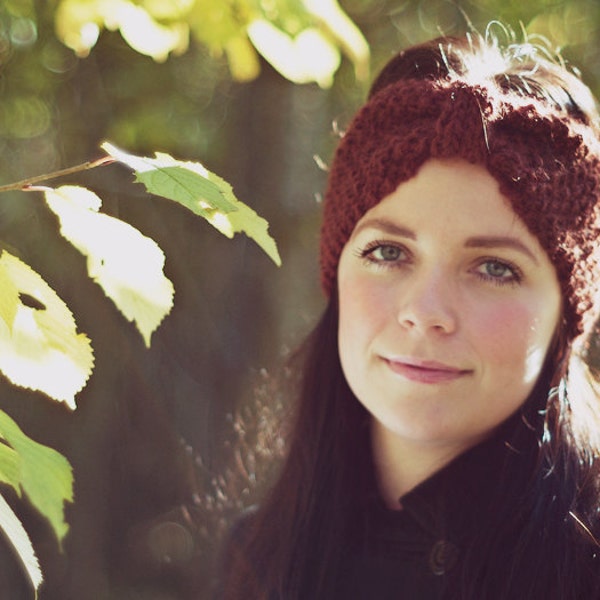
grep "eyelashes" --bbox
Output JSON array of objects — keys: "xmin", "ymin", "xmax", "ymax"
[
  {"xmin": 356, "ymin": 241, "xmax": 406, "ymax": 264},
  {"xmin": 474, "ymin": 258, "xmax": 523, "ymax": 286},
  {"xmin": 353, "ymin": 240, "xmax": 523, "ymax": 286}
]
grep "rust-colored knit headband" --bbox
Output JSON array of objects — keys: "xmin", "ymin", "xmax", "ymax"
[{"xmin": 320, "ymin": 76, "xmax": 600, "ymax": 343}]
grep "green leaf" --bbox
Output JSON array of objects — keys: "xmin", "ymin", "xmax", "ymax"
[
  {"xmin": 141, "ymin": 165, "xmax": 238, "ymax": 216},
  {"xmin": 0, "ymin": 442, "xmax": 20, "ymax": 494},
  {"xmin": 0, "ymin": 252, "xmax": 94, "ymax": 408},
  {"xmin": 102, "ymin": 142, "xmax": 281, "ymax": 266},
  {"xmin": 0, "ymin": 409, "xmax": 73, "ymax": 545},
  {"xmin": 44, "ymin": 185, "xmax": 175, "ymax": 347},
  {"xmin": 0, "ymin": 493, "xmax": 42, "ymax": 594}
]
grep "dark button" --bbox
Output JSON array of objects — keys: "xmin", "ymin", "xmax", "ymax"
[{"xmin": 429, "ymin": 539, "xmax": 459, "ymax": 575}]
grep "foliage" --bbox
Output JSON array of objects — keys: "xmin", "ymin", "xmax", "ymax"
[
  {"xmin": 0, "ymin": 142, "xmax": 280, "ymax": 594},
  {"xmin": 0, "ymin": 409, "xmax": 74, "ymax": 595},
  {"xmin": 53, "ymin": 0, "xmax": 370, "ymax": 87},
  {"xmin": 0, "ymin": 142, "xmax": 279, "ymax": 402},
  {"xmin": 0, "ymin": 251, "xmax": 94, "ymax": 408},
  {"xmin": 102, "ymin": 143, "xmax": 281, "ymax": 266}
]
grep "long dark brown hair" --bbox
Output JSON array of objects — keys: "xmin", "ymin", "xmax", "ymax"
[{"xmin": 220, "ymin": 33, "xmax": 600, "ymax": 600}]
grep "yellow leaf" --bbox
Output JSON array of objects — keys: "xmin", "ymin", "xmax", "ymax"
[
  {"xmin": 302, "ymin": 0, "xmax": 370, "ymax": 81},
  {"xmin": 54, "ymin": 0, "xmax": 116, "ymax": 56},
  {"xmin": 0, "ymin": 262, "xmax": 19, "ymax": 332},
  {"xmin": 143, "ymin": 0, "xmax": 195, "ymax": 20},
  {"xmin": 55, "ymin": 0, "xmax": 189, "ymax": 61},
  {"xmin": 189, "ymin": 0, "xmax": 252, "ymax": 50},
  {"xmin": 0, "ymin": 252, "xmax": 94, "ymax": 408},
  {"xmin": 225, "ymin": 35, "xmax": 261, "ymax": 82},
  {"xmin": 116, "ymin": 2, "xmax": 189, "ymax": 61},
  {"xmin": 44, "ymin": 186, "xmax": 175, "ymax": 347},
  {"xmin": 247, "ymin": 19, "xmax": 340, "ymax": 88}
]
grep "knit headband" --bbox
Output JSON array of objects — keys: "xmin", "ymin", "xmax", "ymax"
[{"xmin": 320, "ymin": 70, "xmax": 600, "ymax": 344}]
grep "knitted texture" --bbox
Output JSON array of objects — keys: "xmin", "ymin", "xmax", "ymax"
[{"xmin": 320, "ymin": 76, "xmax": 600, "ymax": 343}]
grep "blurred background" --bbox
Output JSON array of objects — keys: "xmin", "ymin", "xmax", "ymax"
[{"xmin": 1, "ymin": 1, "xmax": 600, "ymax": 598}]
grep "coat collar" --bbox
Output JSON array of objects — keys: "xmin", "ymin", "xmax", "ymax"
[{"xmin": 365, "ymin": 411, "xmax": 538, "ymax": 548}]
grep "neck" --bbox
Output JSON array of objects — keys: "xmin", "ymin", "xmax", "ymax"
[{"xmin": 370, "ymin": 419, "xmax": 481, "ymax": 509}]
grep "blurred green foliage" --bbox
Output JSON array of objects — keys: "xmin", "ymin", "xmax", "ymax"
[
  {"xmin": 1, "ymin": 1, "xmax": 600, "ymax": 599},
  {"xmin": 2, "ymin": 0, "xmax": 599, "ymax": 182}
]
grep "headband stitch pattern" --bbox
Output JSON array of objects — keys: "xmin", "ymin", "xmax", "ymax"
[{"xmin": 320, "ymin": 77, "xmax": 600, "ymax": 343}]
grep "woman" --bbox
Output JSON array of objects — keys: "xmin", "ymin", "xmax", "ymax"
[{"xmin": 220, "ymin": 31, "xmax": 600, "ymax": 599}]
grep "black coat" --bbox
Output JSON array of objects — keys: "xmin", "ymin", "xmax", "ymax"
[
  {"xmin": 218, "ymin": 419, "xmax": 600, "ymax": 599},
  {"xmin": 335, "ymin": 433, "xmax": 513, "ymax": 599}
]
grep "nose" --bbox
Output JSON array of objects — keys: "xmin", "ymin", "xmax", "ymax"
[{"xmin": 396, "ymin": 267, "xmax": 457, "ymax": 335}]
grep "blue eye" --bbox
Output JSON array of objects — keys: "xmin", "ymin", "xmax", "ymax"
[
  {"xmin": 485, "ymin": 261, "xmax": 510, "ymax": 277},
  {"xmin": 476, "ymin": 259, "xmax": 522, "ymax": 285},
  {"xmin": 353, "ymin": 241, "xmax": 409, "ymax": 270},
  {"xmin": 372, "ymin": 245, "xmax": 403, "ymax": 261},
  {"xmin": 357, "ymin": 242, "xmax": 407, "ymax": 266}
]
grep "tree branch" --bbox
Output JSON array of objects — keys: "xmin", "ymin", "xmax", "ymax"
[{"xmin": 0, "ymin": 156, "xmax": 116, "ymax": 194}]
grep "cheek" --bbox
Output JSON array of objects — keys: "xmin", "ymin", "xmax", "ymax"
[
  {"xmin": 471, "ymin": 299, "xmax": 557, "ymax": 382},
  {"xmin": 338, "ymin": 274, "xmax": 386, "ymax": 366},
  {"xmin": 339, "ymin": 275, "xmax": 388, "ymax": 338}
]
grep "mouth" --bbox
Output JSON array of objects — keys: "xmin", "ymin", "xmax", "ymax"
[{"xmin": 383, "ymin": 357, "xmax": 471, "ymax": 384}]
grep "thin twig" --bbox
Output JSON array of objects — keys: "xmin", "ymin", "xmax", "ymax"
[{"xmin": 0, "ymin": 156, "xmax": 116, "ymax": 194}]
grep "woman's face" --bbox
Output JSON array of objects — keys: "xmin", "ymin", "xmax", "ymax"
[{"xmin": 337, "ymin": 159, "xmax": 561, "ymax": 453}]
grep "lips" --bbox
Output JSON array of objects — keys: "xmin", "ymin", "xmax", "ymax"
[{"xmin": 383, "ymin": 357, "xmax": 471, "ymax": 384}]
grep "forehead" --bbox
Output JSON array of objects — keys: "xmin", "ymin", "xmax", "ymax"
[{"xmin": 353, "ymin": 158, "xmax": 530, "ymax": 241}]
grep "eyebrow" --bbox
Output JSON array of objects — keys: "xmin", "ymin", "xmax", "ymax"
[
  {"xmin": 351, "ymin": 218, "xmax": 416, "ymax": 240},
  {"xmin": 464, "ymin": 236, "xmax": 539, "ymax": 265},
  {"xmin": 352, "ymin": 218, "xmax": 539, "ymax": 264}
]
